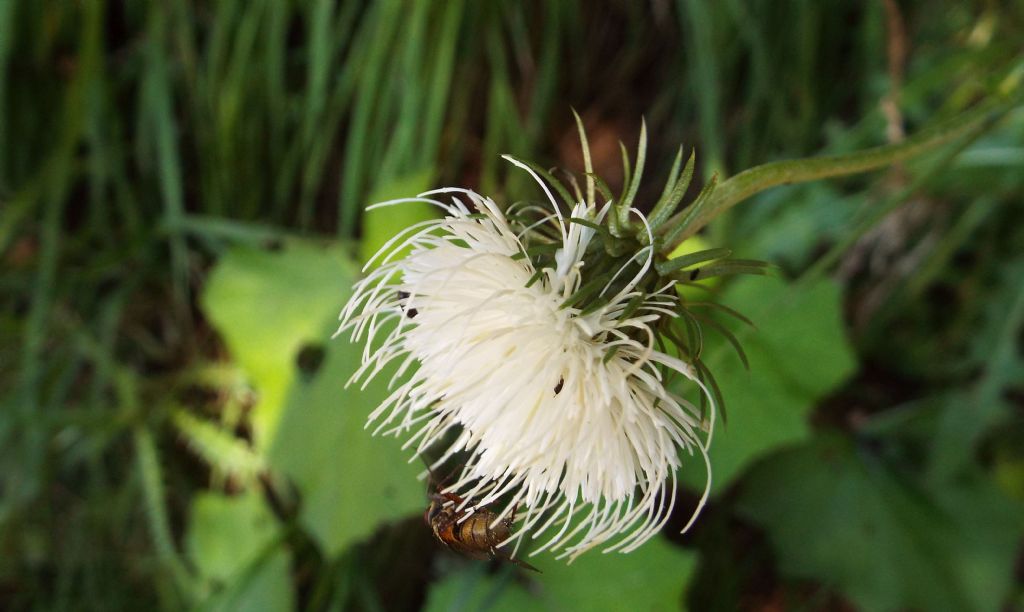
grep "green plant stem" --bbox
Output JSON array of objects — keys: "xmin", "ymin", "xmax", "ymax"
[
  {"xmin": 662, "ymin": 94, "xmax": 1021, "ymax": 252},
  {"xmin": 797, "ymin": 104, "xmax": 1005, "ymax": 286}
]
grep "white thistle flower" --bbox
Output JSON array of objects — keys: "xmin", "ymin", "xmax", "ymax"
[{"xmin": 336, "ymin": 158, "xmax": 715, "ymax": 561}]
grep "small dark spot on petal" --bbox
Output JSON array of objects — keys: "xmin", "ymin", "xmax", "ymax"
[
  {"xmin": 554, "ymin": 377, "xmax": 564, "ymax": 395},
  {"xmin": 397, "ymin": 291, "xmax": 418, "ymax": 317}
]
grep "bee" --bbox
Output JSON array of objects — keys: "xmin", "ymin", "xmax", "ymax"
[{"xmin": 425, "ymin": 490, "xmax": 540, "ymax": 573}]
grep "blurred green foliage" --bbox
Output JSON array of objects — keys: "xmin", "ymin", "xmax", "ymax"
[
  {"xmin": 424, "ymin": 535, "xmax": 696, "ymax": 612},
  {"xmin": 678, "ymin": 276, "xmax": 858, "ymax": 494},
  {"xmin": 738, "ymin": 435, "xmax": 1022, "ymax": 612},
  {"xmin": 1, "ymin": 1, "xmax": 1022, "ymax": 610}
]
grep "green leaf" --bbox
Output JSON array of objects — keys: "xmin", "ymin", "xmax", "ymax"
[
  {"xmin": 185, "ymin": 491, "xmax": 280, "ymax": 584},
  {"xmin": 679, "ymin": 276, "xmax": 857, "ymax": 493},
  {"xmin": 423, "ymin": 566, "xmax": 536, "ymax": 612},
  {"xmin": 359, "ymin": 169, "xmax": 436, "ymax": 267},
  {"xmin": 201, "ymin": 240, "xmax": 423, "ymax": 557},
  {"xmin": 209, "ymin": 552, "xmax": 293, "ymax": 612},
  {"xmin": 196, "ymin": 552, "xmax": 294, "ymax": 612},
  {"xmin": 586, "ymin": 172, "xmax": 616, "ymax": 205},
  {"xmin": 424, "ymin": 536, "xmax": 696, "ymax": 612},
  {"xmin": 691, "ymin": 313, "xmax": 749, "ymax": 371},
  {"xmin": 737, "ymin": 435, "xmax": 1024, "ymax": 612},
  {"xmin": 268, "ymin": 319, "xmax": 424, "ymax": 556},
  {"xmin": 185, "ymin": 491, "xmax": 294, "ymax": 612},
  {"xmin": 201, "ymin": 241, "xmax": 357, "ymax": 448},
  {"xmin": 134, "ymin": 426, "xmax": 197, "ymax": 597},
  {"xmin": 538, "ymin": 538, "xmax": 696, "ymax": 611}
]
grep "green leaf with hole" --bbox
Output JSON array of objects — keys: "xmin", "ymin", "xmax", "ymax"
[
  {"xmin": 737, "ymin": 435, "xmax": 1023, "ymax": 612},
  {"xmin": 201, "ymin": 241, "xmax": 356, "ymax": 448},
  {"xmin": 201, "ymin": 240, "xmax": 423, "ymax": 557},
  {"xmin": 679, "ymin": 276, "xmax": 857, "ymax": 494},
  {"xmin": 269, "ymin": 317, "xmax": 424, "ymax": 556}
]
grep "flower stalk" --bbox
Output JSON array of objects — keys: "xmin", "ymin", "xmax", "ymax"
[{"xmin": 663, "ymin": 93, "xmax": 1021, "ymax": 251}]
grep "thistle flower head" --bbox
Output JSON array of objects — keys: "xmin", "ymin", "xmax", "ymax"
[{"xmin": 337, "ymin": 121, "xmax": 767, "ymax": 561}]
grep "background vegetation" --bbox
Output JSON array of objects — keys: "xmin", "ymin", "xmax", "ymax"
[{"xmin": 2, "ymin": 1, "xmax": 1022, "ymax": 610}]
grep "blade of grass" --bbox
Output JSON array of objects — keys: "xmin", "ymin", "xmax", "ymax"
[
  {"xmin": 292, "ymin": 2, "xmax": 362, "ymax": 225},
  {"xmin": 525, "ymin": 3, "xmax": 561, "ymax": 143},
  {"xmin": 142, "ymin": 6, "xmax": 190, "ymax": 316},
  {"xmin": 419, "ymin": 0, "xmax": 464, "ymax": 164},
  {"xmin": 0, "ymin": 0, "xmax": 16, "ymax": 189},
  {"xmin": 380, "ymin": 0, "xmax": 429, "ymax": 180},
  {"xmin": 20, "ymin": 0, "xmax": 100, "ymax": 406},
  {"xmin": 678, "ymin": 0, "xmax": 725, "ymax": 177},
  {"xmin": 338, "ymin": 0, "xmax": 403, "ymax": 238}
]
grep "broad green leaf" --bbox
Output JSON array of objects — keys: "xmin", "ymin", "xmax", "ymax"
[
  {"xmin": 539, "ymin": 538, "xmax": 696, "ymax": 611},
  {"xmin": 423, "ymin": 566, "xmax": 537, "ymax": 612},
  {"xmin": 201, "ymin": 240, "xmax": 423, "ymax": 557},
  {"xmin": 268, "ymin": 321, "xmax": 423, "ymax": 556},
  {"xmin": 185, "ymin": 491, "xmax": 280, "ymax": 583},
  {"xmin": 424, "ymin": 536, "xmax": 696, "ymax": 612},
  {"xmin": 201, "ymin": 241, "xmax": 357, "ymax": 448},
  {"xmin": 195, "ymin": 550, "xmax": 294, "ymax": 612},
  {"xmin": 359, "ymin": 169, "xmax": 436, "ymax": 266},
  {"xmin": 681, "ymin": 276, "xmax": 857, "ymax": 493},
  {"xmin": 737, "ymin": 435, "xmax": 1023, "ymax": 612},
  {"xmin": 185, "ymin": 491, "xmax": 294, "ymax": 612}
]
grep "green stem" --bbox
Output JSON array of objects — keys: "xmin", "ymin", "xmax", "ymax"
[
  {"xmin": 662, "ymin": 94, "xmax": 1021, "ymax": 251},
  {"xmin": 797, "ymin": 114, "xmax": 993, "ymax": 286}
]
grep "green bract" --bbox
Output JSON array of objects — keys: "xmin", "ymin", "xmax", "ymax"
[{"xmin": 503, "ymin": 114, "xmax": 773, "ymax": 418}]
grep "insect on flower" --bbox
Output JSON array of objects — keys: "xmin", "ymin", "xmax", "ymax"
[
  {"xmin": 337, "ymin": 116, "xmax": 767, "ymax": 562},
  {"xmin": 425, "ymin": 488, "xmax": 541, "ymax": 573}
]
